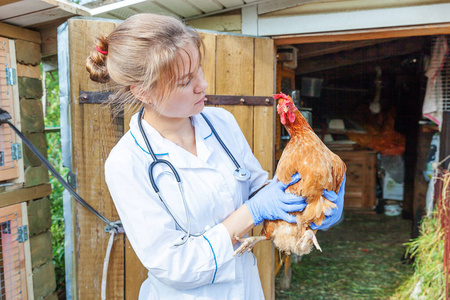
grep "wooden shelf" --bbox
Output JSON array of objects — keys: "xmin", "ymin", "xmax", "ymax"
[
  {"xmin": 0, "ymin": 184, "xmax": 51, "ymax": 208},
  {"xmin": 313, "ymin": 128, "xmax": 366, "ymax": 134}
]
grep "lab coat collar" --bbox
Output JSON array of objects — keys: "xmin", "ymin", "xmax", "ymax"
[{"xmin": 128, "ymin": 111, "xmax": 215, "ymax": 168}]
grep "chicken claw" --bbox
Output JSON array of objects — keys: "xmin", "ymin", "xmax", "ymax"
[
  {"xmin": 233, "ymin": 236, "xmax": 268, "ymax": 256},
  {"xmin": 296, "ymin": 229, "xmax": 322, "ymax": 252}
]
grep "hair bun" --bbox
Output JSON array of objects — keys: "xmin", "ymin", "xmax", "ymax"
[{"xmin": 86, "ymin": 35, "xmax": 110, "ymax": 83}]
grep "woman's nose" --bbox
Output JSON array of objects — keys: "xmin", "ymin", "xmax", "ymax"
[{"xmin": 194, "ymin": 68, "xmax": 208, "ymax": 93}]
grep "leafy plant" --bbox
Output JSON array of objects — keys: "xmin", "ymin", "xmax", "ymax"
[
  {"xmin": 392, "ymin": 211, "xmax": 446, "ymax": 299},
  {"xmin": 44, "ymin": 70, "xmax": 67, "ymax": 294}
]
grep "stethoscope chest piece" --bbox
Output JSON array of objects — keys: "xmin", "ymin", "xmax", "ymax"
[{"xmin": 234, "ymin": 167, "xmax": 251, "ymax": 181}]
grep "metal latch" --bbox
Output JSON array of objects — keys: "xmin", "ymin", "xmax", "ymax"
[
  {"xmin": 18, "ymin": 225, "xmax": 28, "ymax": 243},
  {"xmin": 12, "ymin": 143, "xmax": 21, "ymax": 160},
  {"xmin": 5, "ymin": 68, "xmax": 16, "ymax": 85}
]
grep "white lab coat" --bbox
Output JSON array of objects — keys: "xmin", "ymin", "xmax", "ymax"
[{"xmin": 105, "ymin": 107, "xmax": 268, "ymax": 300}]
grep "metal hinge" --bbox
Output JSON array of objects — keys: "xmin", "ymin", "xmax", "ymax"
[
  {"xmin": 67, "ymin": 172, "xmax": 77, "ymax": 189},
  {"xmin": 12, "ymin": 143, "xmax": 21, "ymax": 160},
  {"xmin": 17, "ymin": 225, "xmax": 28, "ymax": 243},
  {"xmin": 5, "ymin": 68, "xmax": 16, "ymax": 85}
]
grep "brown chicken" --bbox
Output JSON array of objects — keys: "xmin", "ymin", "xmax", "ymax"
[{"xmin": 235, "ymin": 92, "xmax": 346, "ymax": 256}]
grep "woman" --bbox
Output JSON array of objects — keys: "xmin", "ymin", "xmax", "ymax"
[{"xmin": 86, "ymin": 13, "xmax": 343, "ymax": 299}]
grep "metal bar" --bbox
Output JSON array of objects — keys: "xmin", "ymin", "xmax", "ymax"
[
  {"xmin": 44, "ymin": 127, "xmax": 61, "ymax": 133},
  {"xmin": 79, "ymin": 91, "xmax": 274, "ymax": 106},
  {"xmin": 204, "ymin": 95, "xmax": 273, "ymax": 106},
  {"xmin": 79, "ymin": 91, "xmax": 114, "ymax": 104}
]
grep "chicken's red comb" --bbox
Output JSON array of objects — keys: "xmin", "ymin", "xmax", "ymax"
[{"xmin": 273, "ymin": 92, "xmax": 289, "ymax": 100}]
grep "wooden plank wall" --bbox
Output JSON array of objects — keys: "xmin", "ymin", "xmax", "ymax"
[
  {"xmin": 252, "ymin": 38, "xmax": 276, "ymax": 300},
  {"xmin": 200, "ymin": 31, "xmax": 276, "ymax": 300},
  {"xmin": 69, "ymin": 18, "xmax": 275, "ymax": 299}
]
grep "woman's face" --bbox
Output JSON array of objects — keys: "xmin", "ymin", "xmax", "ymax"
[{"xmin": 148, "ymin": 42, "xmax": 208, "ymax": 119}]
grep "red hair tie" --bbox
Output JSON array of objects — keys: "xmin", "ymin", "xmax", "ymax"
[{"xmin": 96, "ymin": 46, "xmax": 108, "ymax": 55}]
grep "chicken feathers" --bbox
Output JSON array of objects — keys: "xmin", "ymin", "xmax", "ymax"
[{"xmin": 234, "ymin": 92, "xmax": 346, "ymax": 257}]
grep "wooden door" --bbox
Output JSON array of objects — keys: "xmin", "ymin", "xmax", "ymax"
[
  {"xmin": 63, "ymin": 18, "xmax": 275, "ymax": 299},
  {"xmin": 200, "ymin": 31, "xmax": 276, "ymax": 300}
]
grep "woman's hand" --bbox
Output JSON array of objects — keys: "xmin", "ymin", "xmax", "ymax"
[
  {"xmin": 310, "ymin": 174, "xmax": 346, "ymax": 230},
  {"xmin": 245, "ymin": 173, "xmax": 307, "ymax": 226}
]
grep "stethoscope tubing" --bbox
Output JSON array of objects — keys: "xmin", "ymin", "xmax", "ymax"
[
  {"xmin": 200, "ymin": 111, "xmax": 242, "ymax": 170},
  {"xmin": 137, "ymin": 107, "xmax": 248, "ymax": 245}
]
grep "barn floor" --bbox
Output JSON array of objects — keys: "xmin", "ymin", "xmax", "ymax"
[{"xmin": 275, "ymin": 210, "xmax": 414, "ymax": 299}]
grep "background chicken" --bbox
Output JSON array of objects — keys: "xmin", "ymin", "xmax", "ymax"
[{"xmin": 235, "ymin": 92, "xmax": 346, "ymax": 257}]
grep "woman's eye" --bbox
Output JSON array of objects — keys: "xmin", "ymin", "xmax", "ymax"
[{"xmin": 180, "ymin": 77, "xmax": 192, "ymax": 87}]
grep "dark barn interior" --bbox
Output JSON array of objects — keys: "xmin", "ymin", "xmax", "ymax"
[
  {"xmin": 276, "ymin": 35, "xmax": 438, "ymax": 223},
  {"xmin": 274, "ymin": 35, "xmax": 443, "ymax": 298}
]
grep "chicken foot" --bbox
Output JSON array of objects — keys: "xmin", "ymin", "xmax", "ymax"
[
  {"xmin": 296, "ymin": 229, "xmax": 322, "ymax": 252},
  {"xmin": 233, "ymin": 236, "xmax": 268, "ymax": 256}
]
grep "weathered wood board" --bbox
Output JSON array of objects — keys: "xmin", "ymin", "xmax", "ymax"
[{"xmin": 67, "ymin": 18, "xmax": 125, "ymax": 299}]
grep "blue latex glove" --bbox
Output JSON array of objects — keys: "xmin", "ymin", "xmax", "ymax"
[
  {"xmin": 245, "ymin": 173, "xmax": 307, "ymax": 226},
  {"xmin": 310, "ymin": 174, "xmax": 346, "ymax": 230}
]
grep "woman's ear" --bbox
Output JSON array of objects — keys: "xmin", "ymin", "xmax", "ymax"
[{"xmin": 130, "ymin": 85, "xmax": 152, "ymax": 105}]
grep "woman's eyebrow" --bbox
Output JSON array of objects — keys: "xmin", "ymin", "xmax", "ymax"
[{"xmin": 178, "ymin": 72, "xmax": 193, "ymax": 81}]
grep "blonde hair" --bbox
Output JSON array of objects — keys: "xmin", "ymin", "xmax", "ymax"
[{"xmin": 86, "ymin": 13, "xmax": 204, "ymax": 106}]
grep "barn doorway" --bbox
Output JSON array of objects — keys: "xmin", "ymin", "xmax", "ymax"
[{"xmin": 274, "ymin": 30, "xmax": 447, "ymax": 298}]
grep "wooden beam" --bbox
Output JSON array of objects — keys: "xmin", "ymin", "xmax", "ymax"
[
  {"xmin": 295, "ymin": 38, "xmax": 396, "ymax": 59},
  {"xmin": 258, "ymin": 0, "xmax": 319, "ymax": 15},
  {"xmin": 0, "ymin": 0, "xmax": 22, "ymax": 6},
  {"xmin": 39, "ymin": 22, "xmax": 60, "ymax": 56},
  {"xmin": 4, "ymin": 7, "xmax": 73, "ymax": 28},
  {"xmin": 41, "ymin": 0, "xmax": 90, "ymax": 16},
  {"xmin": 184, "ymin": 0, "xmax": 274, "ymax": 21},
  {"xmin": 274, "ymin": 23, "xmax": 450, "ymax": 45},
  {"xmin": 17, "ymin": 63, "xmax": 41, "ymax": 78},
  {"xmin": 0, "ymin": 184, "xmax": 51, "ymax": 208},
  {"xmin": 296, "ymin": 37, "xmax": 425, "ymax": 75},
  {"xmin": 0, "ymin": 21, "xmax": 41, "ymax": 43},
  {"xmin": 259, "ymin": 3, "xmax": 450, "ymax": 36},
  {"xmin": 307, "ymin": 55, "xmax": 416, "ymax": 80},
  {"xmin": 263, "ymin": 0, "xmax": 450, "ymax": 18}
]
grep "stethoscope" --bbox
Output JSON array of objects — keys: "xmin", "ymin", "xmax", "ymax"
[{"xmin": 137, "ymin": 107, "xmax": 251, "ymax": 246}]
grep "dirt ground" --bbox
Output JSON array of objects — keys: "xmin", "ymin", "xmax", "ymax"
[{"xmin": 275, "ymin": 210, "xmax": 414, "ymax": 299}]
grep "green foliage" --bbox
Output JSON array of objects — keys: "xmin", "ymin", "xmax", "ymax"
[
  {"xmin": 392, "ymin": 211, "xmax": 446, "ymax": 299},
  {"xmin": 44, "ymin": 70, "xmax": 67, "ymax": 293}
]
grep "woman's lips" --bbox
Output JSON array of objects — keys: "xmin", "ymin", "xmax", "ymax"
[{"xmin": 195, "ymin": 96, "xmax": 205, "ymax": 105}]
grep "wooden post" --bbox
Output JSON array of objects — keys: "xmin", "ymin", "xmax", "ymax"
[{"xmin": 67, "ymin": 18, "xmax": 125, "ymax": 299}]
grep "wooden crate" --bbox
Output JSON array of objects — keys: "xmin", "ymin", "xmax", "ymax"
[{"xmin": 335, "ymin": 150, "xmax": 377, "ymax": 209}]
